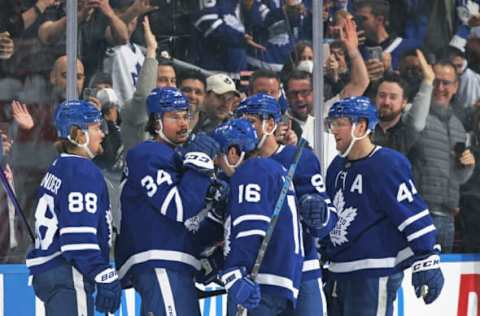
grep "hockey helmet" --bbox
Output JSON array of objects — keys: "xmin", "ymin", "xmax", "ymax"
[
  {"xmin": 327, "ymin": 96, "xmax": 378, "ymax": 131},
  {"xmin": 146, "ymin": 87, "xmax": 190, "ymax": 116},
  {"xmin": 235, "ymin": 93, "xmax": 282, "ymax": 123},
  {"xmin": 55, "ymin": 100, "xmax": 102, "ymax": 139},
  {"xmin": 211, "ymin": 118, "xmax": 259, "ymax": 155}
]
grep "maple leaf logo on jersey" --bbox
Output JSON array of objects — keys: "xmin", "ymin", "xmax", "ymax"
[
  {"xmin": 330, "ymin": 190, "xmax": 357, "ymax": 247},
  {"xmin": 223, "ymin": 216, "xmax": 232, "ymax": 257}
]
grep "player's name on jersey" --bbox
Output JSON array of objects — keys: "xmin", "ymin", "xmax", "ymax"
[{"xmin": 40, "ymin": 172, "xmax": 62, "ymax": 195}]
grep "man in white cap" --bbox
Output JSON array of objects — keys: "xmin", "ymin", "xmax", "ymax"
[{"xmin": 193, "ymin": 73, "xmax": 241, "ymax": 133}]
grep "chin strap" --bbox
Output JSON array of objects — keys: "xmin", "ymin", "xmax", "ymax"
[
  {"xmin": 155, "ymin": 118, "xmax": 176, "ymax": 146},
  {"xmin": 339, "ymin": 123, "xmax": 371, "ymax": 158},
  {"xmin": 257, "ymin": 120, "xmax": 277, "ymax": 149},
  {"xmin": 224, "ymin": 151, "xmax": 245, "ymax": 170},
  {"xmin": 67, "ymin": 131, "xmax": 95, "ymax": 158}
]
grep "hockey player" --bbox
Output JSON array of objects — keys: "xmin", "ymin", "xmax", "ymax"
[
  {"xmin": 115, "ymin": 87, "xmax": 222, "ymax": 316},
  {"xmin": 26, "ymin": 100, "xmax": 121, "ymax": 315},
  {"xmin": 211, "ymin": 117, "xmax": 304, "ymax": 315},
  {"xmin": 235, "ymin": 93, "xmax": 336, "ymax": 315},
  {"xmin": 324, "ymin": 96, "xmax": 444, "ymax": 316}
]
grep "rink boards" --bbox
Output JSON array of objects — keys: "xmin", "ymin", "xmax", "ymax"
[{"xmin": 0, "ymin": 254, "xmax": 479, "ymax": 316}]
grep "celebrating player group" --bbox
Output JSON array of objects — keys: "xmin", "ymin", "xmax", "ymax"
[{"xmin": 26, "ymin": 88, "xmax": 444, "ymax": 316}]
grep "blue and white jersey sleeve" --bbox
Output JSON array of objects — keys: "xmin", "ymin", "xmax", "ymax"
[
  {"xmin": 193, "ymin": 5, "xmax": 246, "ymax": 47},
  {"xmin": 371, "ymin": 151, "xmax": 437, "ymax": 256},
  {"xmin": 125, "ymin": 142, "xmax": 211, "ymax": 223},
  {"xmin": 57, "ymin": 165, "xmax": 113, "ymax": 281}
]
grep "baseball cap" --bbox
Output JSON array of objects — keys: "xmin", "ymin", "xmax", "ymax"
[
  {"xmin": 206, "ymin": 74, "xmax": 240, "ymax": 96},
  {"xmin": 96, "ymin": 88, "xmax": 119, "ymax": 110}
]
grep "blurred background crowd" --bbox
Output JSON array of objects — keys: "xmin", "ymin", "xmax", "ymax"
[{"xmin": 0, "ymin": 0, "xmax": 479, "ymax": 262}]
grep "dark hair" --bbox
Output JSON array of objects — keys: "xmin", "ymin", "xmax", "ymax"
[
  {"xmin": 157, "ymin": 58, "xmax": 176, "ymax": 72},
  {"xmin": 445, "ymin": 46, "xmax": 466, "ymax": 60},
  {"xmin": 376, "ymin": 72, "xmax": 409, "ymax": 99},
  {"xmin": 434, "ymin": 59, "xmax": 459, "ymax": 81},
  {"xmin": 284, "ymin": 70, "xmax": 312, "ymax": 88},
  {"xmin": 249, "ymin": 69, "xmax": 280, "ymax": 93},
  {"xmin": 281, "ymin": 41, "xmax": 313, "ymax": 78},
  {"xmin": 354, "ymin": 0, "xmax": 390, "ymax": 25},
  {"xmin": 178, "ymin": 69, "xmax": 206, "ymax": 87},
  {"xmin": 145, "ymin": 113, "xmax": 161, "ymax": 136}
]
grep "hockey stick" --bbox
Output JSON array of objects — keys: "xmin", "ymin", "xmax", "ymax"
[
  {"xmin": 236, "ymin": 137, "xmax": 306, "ymax": 316},
  {"xmin": 0, "ymin": 147, "xmax": 35, "ymax": 243}
]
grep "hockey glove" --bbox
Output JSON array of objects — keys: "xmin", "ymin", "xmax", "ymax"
[
  {"xmin": 299, "ymin": 193, "xmax": 330, "ymax": 238},
  {"xmin": 196, "ymin": 246, "xmax": 224, "ymax": 285},
  {"xmin": 94, "ymin": 268, "xmax": 122, "ymax": 313},
  {"xmin": 411, "ymin": 254, "xmax": 444, "ymax": 304},
  {"xmin": 206, "ymin": 178, "xmax": 229, "ymax": 220},
  {"xmin": 181, "ymin": 133, "xmax": 220, "ymax": 174},
  {"xmin": 221, "ymin": 267, "xmax": 261, "ymax": 309}
]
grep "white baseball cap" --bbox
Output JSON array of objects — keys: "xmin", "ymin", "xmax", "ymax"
[
  {"xmin": 206, "ymin": 74, "xmax": 240, "ymax": 96},
  {"xmin": 96, "ymin": 88, "xmax": 119, "ymax": 108}
]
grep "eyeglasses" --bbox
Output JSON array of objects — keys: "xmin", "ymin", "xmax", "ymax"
[
  {"xmin": 433, "ymin": 79, "xmax": 456, "ymax": 87},
  {"xmin": 286, "ymin": 89, "xmax": 312, "ymax": 99}
]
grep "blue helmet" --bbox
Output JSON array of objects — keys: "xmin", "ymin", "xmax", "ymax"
[
  {"xmin": 235, "ymin": 93, "xmax": 282, "ymax": 123},
  {"xmin": 55, "ymin": 100, "xmax": 102, "ymax": 139},
  {"xmin": 146, "ymin": 87, "xmax": 190, "ymax": 115},
  {"xmin": 327, "ymin": 96, "xmax": 378, "ymax": 131},
  {"xmin": 211, "ymin": 118, "xmax": 259, "ymax": 154}
]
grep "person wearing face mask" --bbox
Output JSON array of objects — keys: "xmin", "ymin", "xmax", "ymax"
[{"xmin": 445, "ymin": 46, "xmax": 480, "ymax": 129}]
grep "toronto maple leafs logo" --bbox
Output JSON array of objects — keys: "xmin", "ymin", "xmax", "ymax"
[
  {"xmin": 223, "ymin": 215, "xmax": 232, "ymax": 257},
  {"xmin": 330, "ymin": 190, "xmax": 357, "ymax": 247}
]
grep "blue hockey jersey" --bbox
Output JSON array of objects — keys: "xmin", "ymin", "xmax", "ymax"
[
  {"xmin": 324, "ymin": 146, "xmax": 437, "ymax": 279},
  {"xmin": 114, "ymin": 141, "xmax": 212, "ymax": 285},
  {"xmin": 26, "ymin": 154, "xmax": 113, "ymax": 281},
  {"xmin": 271, "ymin": 145, "xmax": 337, "ymax": 281},
  {"xmin": 223, "ymin": 157, "xmax": 304, "ymax": 303}
]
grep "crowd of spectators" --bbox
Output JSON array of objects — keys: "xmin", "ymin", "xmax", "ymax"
[{"xmin": 0, "ymin": 0, "xmax": 480, "ymax": 262}]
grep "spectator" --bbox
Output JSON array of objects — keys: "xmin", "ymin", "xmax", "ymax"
[
  {"xmin": 193, "ymin": 73, "xmax": 240, "ymax": 134},
  {"xmin": 445, "ymin": 46, "xmax": 480, "ymax": 129},
  {"xmin": 103, "ymin": 0, "xmax": 159, "ymax": 106},
  {"xmin": 373, "ymin": 50, "xmax": 434, "ymax": 155},
  {"xmin": 38, "ymin": 0, "xmax": 128, "ymax": 79},
  {"xmin": 459, "ymin": 103, "xmax": 480, "ymax": 252},
  {"xmin": 121, "ymin": 17, "xmax": 177, "ymax": 154},
  {"xmin": 398, "ymin": 49, "xmax": 425, "ymax": 102},
  {"xmin": 249, "ymin": 69, "xmax": 298, "ymax": 145},
  {"xmin": 178, "ymin": 69, "xmax": 206, "ymax": 131},
  {"xmin": 354, "ymin": 0, "xmax": 420, "ymax": 71},
  {"xmin": 408, "ymin": 60, "xmax": 476, "ymax": 253}
]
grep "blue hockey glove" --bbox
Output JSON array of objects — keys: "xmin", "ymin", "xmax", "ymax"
[
  {"xmin": 182, "ymin": 132, "xmax": 220, "ymax": 158},
  {"xmin": 411, "ymin": 254, "xmax": 444, "ymax": 304},
  {"xmin": 94, "ymin": 268, "xmax": 122, "ymax": 313},
  {"xmin": 196, "ymin": 246, "xmax": 224, "ymax": 285},
  {"xmin": 206, "ymin": 178, "xmax": 229, "ymax": 220},
  {"xmin": 299, "ymin": 193, "xmax": 330, "ymax": 238},
  {"xmin": 221, "ymin": 267, "xmax": 261, "ymax": 309},
  {"xmin": 181, "ymin": 133, "xmax": 220, "ymax": 174}
]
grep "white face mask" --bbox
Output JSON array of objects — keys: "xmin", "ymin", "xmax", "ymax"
[{"xmin": 296, "ymin": 60, "xmax": 314, "ymax": 73}]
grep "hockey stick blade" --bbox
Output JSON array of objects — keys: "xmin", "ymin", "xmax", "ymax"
[{"xmin": 236, "ymin": 138, "xmax": 306, "ymax": 316}]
